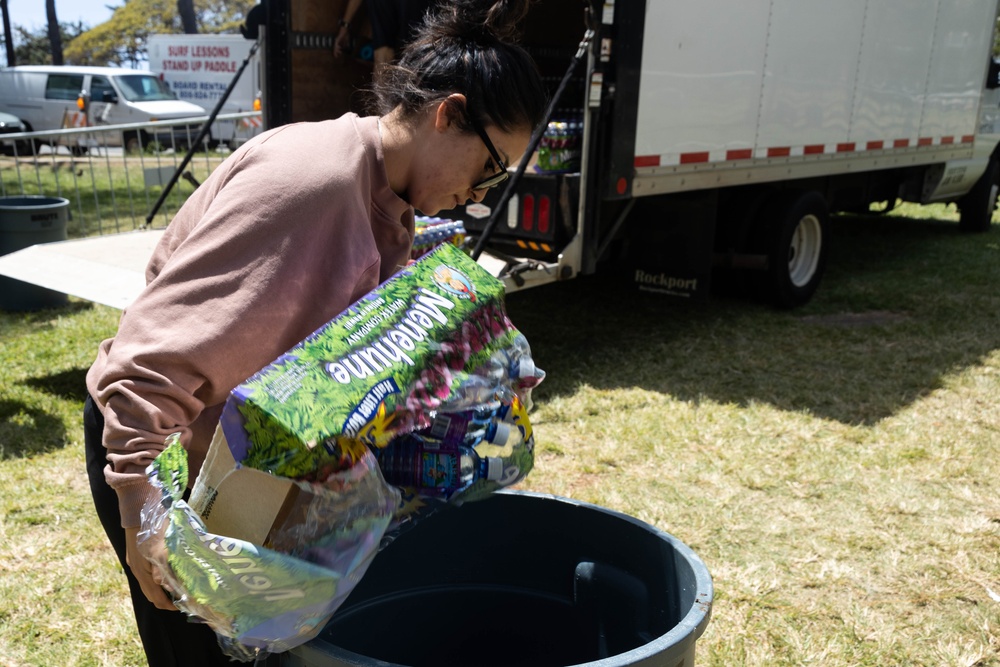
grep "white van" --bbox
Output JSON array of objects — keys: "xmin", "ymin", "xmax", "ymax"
[{"xmin": 0, "ymin": 65, "xmax": 209, "ymax": 151}]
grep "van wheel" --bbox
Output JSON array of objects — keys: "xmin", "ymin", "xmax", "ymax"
[
  {"xmin": 958, "ymin": 156, "xmax": 999, "ymax": 233},
  {"xmin": 752, "ymin": 190, "xmax": 829, "ymax": 308},
  {"xmin": 8, "ymin": 122, "xmax": 38, "ymax": 157},
  {"xmin": 123, "ymin": 130, "xmax": 149, "ymax": 153},
  {"xmin": 1, "ymin": 141, "xmax": 29, "ymax": 157}
]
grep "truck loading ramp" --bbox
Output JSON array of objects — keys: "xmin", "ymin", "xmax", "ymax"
[{"xmin": 0, "ymin": 230, "xmax": 164, "ymax": 310}]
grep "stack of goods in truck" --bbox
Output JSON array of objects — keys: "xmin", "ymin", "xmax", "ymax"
[
  {"xmin": 535, "ymin": 112, "xmax": 583, "ymax": 174},
  {"xmin": 138, "ymin": 242, "xmax": 545, "ymax": 660},
  {"xmin": 410, "ymin": 216, "xmax": 468, "ymax": 260}
]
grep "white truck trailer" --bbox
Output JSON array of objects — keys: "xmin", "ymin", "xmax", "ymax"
[
  {"xmin": 147, "ymin": 33, "xmax": 263, "ymax": 149},
  {"xmin": 255, "ymin": 0, "xmax": 1000, "ymax": 307}
]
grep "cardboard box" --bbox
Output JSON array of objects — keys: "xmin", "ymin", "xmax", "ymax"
[{"xmin": 189, "ymin": 426, "xmax": 297, "ymax": 544}]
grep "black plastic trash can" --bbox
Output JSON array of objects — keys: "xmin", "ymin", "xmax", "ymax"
[
  {"xmin": 278, "ymin": 491, "xmax": 713, "ymax": 667},
  {"xmin": 0, "ymin": 196, "xmax": 69, "ymax": 311}
]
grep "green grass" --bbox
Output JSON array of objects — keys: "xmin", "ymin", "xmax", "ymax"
[
  {"xmin": 2, "ymin": 206, "xmax": 1000, "ymax": 665},
  {"xmin": 0, "ymin": 150, "xmax": 228, "ymax": 237},
  {"xmin": 508, "ymin": 205, "xmax": 1000, "ymax": 666},
  {"xmin": 0, "ymin": 303, "xmax": 140, "ymax": 665}
]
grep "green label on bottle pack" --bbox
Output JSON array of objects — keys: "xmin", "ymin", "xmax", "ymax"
[{"xmin": 220, "ymin": 243, "xmax": 520, "ymax": 479}]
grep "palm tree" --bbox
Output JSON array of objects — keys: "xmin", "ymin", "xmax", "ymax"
[
  {"xmin": 178, "ymin": 0, "xmax": 198, "ymax": 33},
  {"xmin": 1, "ymin": 0, "xmax": 15, "ymax": 66},
  {"xmin": 46, "ymin": 0, "xmax": 63, "ymax": 64}
]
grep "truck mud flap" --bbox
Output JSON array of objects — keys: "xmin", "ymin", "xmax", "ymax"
[{"xmin": 626, "ymin": 193, "xmax": 716, "ymax": 301}]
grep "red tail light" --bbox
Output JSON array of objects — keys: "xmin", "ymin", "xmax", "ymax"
[
  {"xmin": 522, "ymin": 194, "xmax": 535, "ymax": 231},
  {"xmin": 537, "ymin": 196, "xmax": 551, "ymax": 234}
]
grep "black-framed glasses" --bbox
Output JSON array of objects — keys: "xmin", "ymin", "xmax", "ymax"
[{"xmin": 466, "ymin": 112, "xmax": 509, "ymax": 191}]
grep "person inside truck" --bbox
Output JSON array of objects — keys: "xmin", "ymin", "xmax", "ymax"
[
  {"xmin": 83, "ymin": 1, "xmax": 547, "ymax": 665},
  {"xmin": 335, "ymin": 0, "xmax": 440, "ymax": 68}
]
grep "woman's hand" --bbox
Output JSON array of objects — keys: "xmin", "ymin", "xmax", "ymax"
[
  {"xmin": 125, "ymin": 526, "xmax": 176, "ymax": 610},
  {"xmin": 334, "ymin": 25, "xmax": 352, "ymax": 58}
]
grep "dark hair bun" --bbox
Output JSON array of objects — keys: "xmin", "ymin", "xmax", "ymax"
[
  {"xmin": 426, "ymin": 0, "xmax": 533, "ymax": 42},
  {"xmin": 370, "ymin": 0, "xmax": 547, "ymax": 135}
]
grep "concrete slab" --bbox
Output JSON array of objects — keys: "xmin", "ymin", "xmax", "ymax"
[{"xmin": 0, "ymin": 230, "xmax": 163, "ymax": 310}]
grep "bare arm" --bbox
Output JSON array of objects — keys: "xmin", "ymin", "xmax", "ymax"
[{"xmin": 334, "ymin": 0, "xmax": 365, "ymax": 58}]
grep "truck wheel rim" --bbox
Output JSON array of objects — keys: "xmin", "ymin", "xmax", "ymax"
[{"xmin": 788, "ymin": 214, "xmax": 822, "ymax": 287}]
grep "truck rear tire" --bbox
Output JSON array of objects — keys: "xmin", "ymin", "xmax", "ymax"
[
  {"xmin": 958, "ymin": 156, "xmax": 999, "ymax": 233},
  {"xmin": 753, "ymin": 190, "xmax": 829, "ymax": 308}
]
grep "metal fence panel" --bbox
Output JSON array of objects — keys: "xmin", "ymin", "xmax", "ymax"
[{"xmin": 0, "ymin": 112, "xmax": 263, "ymax": 237}]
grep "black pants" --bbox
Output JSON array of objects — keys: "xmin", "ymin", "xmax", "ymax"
[{"xmin": 84, "ymin": 395, "xmax": 234, "ymax": 666}]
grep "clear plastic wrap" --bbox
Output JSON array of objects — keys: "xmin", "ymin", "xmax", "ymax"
[
  {"xmin": 138, "ymin": 435, "xmax": 399, "ymax": 661},
  {"xmin": 220, "ymin": 244, "xmax": 544, "ymax": 484},
  {"xmin": 410, "ymin": 216, "xmax": 467, "ymax": 260}
]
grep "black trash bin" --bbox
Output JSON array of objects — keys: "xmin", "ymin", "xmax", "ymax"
[
  {"xmin": 278, "ymin": 491, "xmax": 713, "ymax": 667},
  {"xmin": 0, "ymin": 196, "xmax": 70, "ymax": 311}
]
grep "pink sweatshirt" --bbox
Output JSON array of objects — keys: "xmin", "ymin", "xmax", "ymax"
[{"xmin": 86, "ymin": 114, "xmax": 414, "ymax": 527}]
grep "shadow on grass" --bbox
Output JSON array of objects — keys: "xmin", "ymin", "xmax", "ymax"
[
  {"xmin": 505, "ymin": 213, "xmax": 1000, "ymax": 426},
  {"xmin": 0, "ymin": 299, "xmax": 94, "ymax": 321},
  {"xmin": 1, "ymin": 302, "xmax": 96, "ymax": 459},
  {"xmin": 0, "ymin": 399, "xmax": 68, "ymax": 459},
  {"xmin": 23, "ymin": 367, "xmax": 91, "ymax": 403}
]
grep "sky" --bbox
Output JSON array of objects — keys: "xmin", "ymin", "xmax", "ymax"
[{"xmin": 6, "ymin": 0, "xmax": 117, "ymax": 32}]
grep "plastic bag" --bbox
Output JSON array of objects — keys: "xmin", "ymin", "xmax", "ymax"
[{"xmin": 138, "ymin": 435, "xmax": 399, "ymax": 661}]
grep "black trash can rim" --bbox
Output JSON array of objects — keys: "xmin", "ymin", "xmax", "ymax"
[
  {"xmin": 507, "ymin": 490, "xmax": 714, "ymax": 666},
  {"xmin": 301, "ymin": 489, "xmax": 714, "ymax": 667}
]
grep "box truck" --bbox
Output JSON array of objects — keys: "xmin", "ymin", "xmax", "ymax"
[
  {"xmin": 251, "ymin": 0, "xmax": 1000, "ymax": 307},
  {"xmin": 147, "ymin": 33, "xmax": 263, "ymax": 149}
]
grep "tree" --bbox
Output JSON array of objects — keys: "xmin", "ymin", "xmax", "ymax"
[
  {"xmin": 63, "ymin": 0, "xmax": 255, "ymax": 66},
  {"xmin": 9, "ymin": 22, "xmax": 86, "ymax": 65},
  {"xmin": 197, "ymin": 0, "xmax": 258, "ymax": 34},
  {"xmin": 46, "ymin": 0, "xmax": 63, "ymax": 65},
  {"xmin": 1, "ymin": 0, "xmax": 14, "ymax": 66}
]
